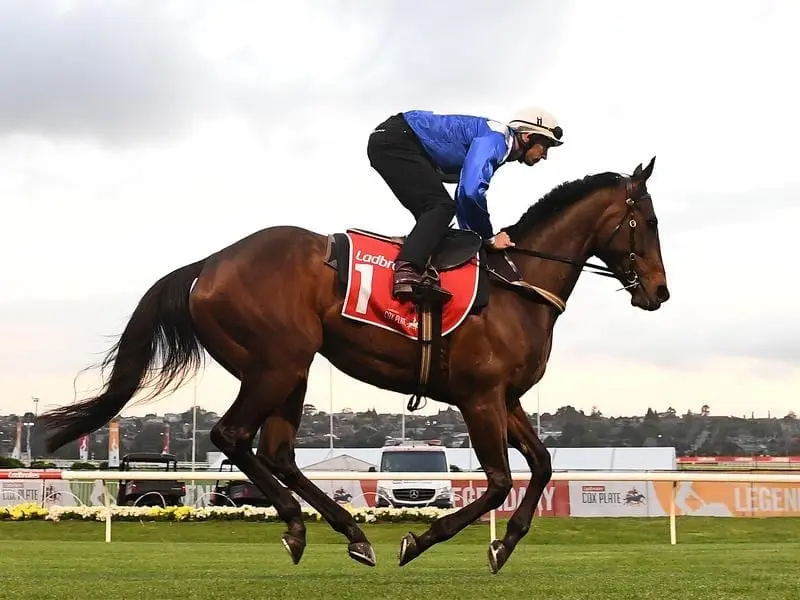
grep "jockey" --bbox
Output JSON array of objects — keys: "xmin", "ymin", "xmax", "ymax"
[{"xmin": 367, "ymin": 107, "xmax": 564, "ymax": 299}]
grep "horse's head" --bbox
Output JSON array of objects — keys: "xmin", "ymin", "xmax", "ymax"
[{"xmin": 593, "ymin": 157, "xmax": 669, "ymax": 311}]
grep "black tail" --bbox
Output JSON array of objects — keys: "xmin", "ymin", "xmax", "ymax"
[{"xmin": 40, "ymin": 259, "xmax": 207, "ymax": 453}]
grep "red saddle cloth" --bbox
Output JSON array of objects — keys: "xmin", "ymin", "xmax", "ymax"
[{"xmin": 340, "ymin": 229, "xmax": 480, "ymax": 340}]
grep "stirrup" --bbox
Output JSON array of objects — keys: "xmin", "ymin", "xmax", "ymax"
[
  {"xmin": 393, "ymin": 281, "xmax": 415, "ymax": 299},
  {"xmin": 417, "ymin": 264, "xmax": 450, "ymax": 301},
  {"xmin": 411, "ymin": 280, "xmax": 452, "ymax": 303},
  {"xmin": 424, "ymin": 263, "xmax": 441, "ymax": 283}
]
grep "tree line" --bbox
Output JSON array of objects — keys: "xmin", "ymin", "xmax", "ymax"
[{"xmin": 2, "ymin": 404, "xmax": 798, "ymax": 462}]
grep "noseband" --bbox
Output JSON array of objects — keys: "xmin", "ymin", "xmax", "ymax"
[{"xmin": 501, "ymin": 174, "xmax": 651, "ymax": 292}]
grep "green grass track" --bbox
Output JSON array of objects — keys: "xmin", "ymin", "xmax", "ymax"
[{"xmin": 1, "ymin": 518, "xmax": 798, "ymax": 599}]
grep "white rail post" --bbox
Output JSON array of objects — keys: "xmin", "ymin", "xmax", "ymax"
[
  {"xmin": 669, "ymin": 479, "xmax": 677, "ymax": 545},
  {"xmin": 103, "ymin": 482, "xmax": 112, "ymax": 543}
]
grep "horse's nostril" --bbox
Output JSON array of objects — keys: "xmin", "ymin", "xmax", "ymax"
[{"xmin": 656, "ymin": 285, "xmax": 670, "ymax": 302}]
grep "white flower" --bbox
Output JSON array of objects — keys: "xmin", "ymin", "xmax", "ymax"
[{"xmin": 4, "ymin": 502, "xmax": 458, "ymax": 523}]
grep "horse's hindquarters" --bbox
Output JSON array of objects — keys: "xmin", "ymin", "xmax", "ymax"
[{"xmin": 188, "ymin": 226, "xmax": 333, "ymax": 374}]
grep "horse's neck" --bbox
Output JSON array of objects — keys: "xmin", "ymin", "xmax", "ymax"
[{"xmin": 515, "ymin": 192, "xmax": 611, "ymax": 304}]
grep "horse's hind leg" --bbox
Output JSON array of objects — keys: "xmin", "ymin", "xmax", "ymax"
[
  {"xmin": 398, "ymin": 389, "xmax": 512, "ymax": 567},
  {"xmin": 209, "ymin": 370, "xmax": 309, "ymax": 564},
  {"xmin": 256, "ymin": 373, "xmax": 376, "ymax": 567},
  {"xmin": 487, "ymin": 399, "xmax": 553, "ymax": 574}
]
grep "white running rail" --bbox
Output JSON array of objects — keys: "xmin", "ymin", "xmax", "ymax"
[{"xmin": 4, "ymin": 469, "xmax": 799, "ymax": 545}]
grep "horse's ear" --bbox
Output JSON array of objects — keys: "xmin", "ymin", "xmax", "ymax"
[
  {"xmin": 632, "ymin": 162, "xmax": 643, "ymax": 178},
  {"xmin": 641, "ymin": 156, "xmax": 656, "ymax": 180}
]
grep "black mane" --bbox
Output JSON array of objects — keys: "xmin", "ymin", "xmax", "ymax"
[{"xmin": 503, "ymin": 171, "xmax": 621, "ymax": 238}]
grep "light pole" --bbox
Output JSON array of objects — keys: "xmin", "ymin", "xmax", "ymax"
[
  {"xmin": 401, "ymin": 397, "xmax": 405, "ymax": 442},
  {"xmin": 536, "ymin": 387, "xmax": 541, "ymax": 437},
  {"xmin": 190, "ymin": 379, "xmax": 198, "ymax": 504},
  {"xmin": 329, "ymin": 361, "xmax": 334, "ymax": 455},
  {"xmin": 29, "ymin": 396, "xmax": 40, "ymax": 465},
  {"xmin": 191, "ymin": 380, "xmax": 197, "ymax": 470},
  {"xmin": 23, "ymin": 421, "xmax": 35, "ymax": 466}
]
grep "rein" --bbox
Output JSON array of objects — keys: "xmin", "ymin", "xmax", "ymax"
[
  {"xmin": 503, "ymin": 246, "xmax": 618, "ymax": 279},
  {"xmin": 484, "ymin": 174, "xmax": 649, "ymax": 306}
]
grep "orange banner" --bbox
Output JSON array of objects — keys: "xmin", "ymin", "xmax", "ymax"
[
  {"xmin": 652, "ymin": 481, "xmax": 800, "ymax": 517},
  {"xmin": 108, "ymin": 421, "xmax": 120, "ymax": 467},
  {"xmin": 453, "ymin": 480, "xmax": 570, "ymax": 517}
]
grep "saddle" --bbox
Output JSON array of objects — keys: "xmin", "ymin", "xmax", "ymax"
[
  {"xmin": 348, "ymin": 227, "xmax": 483, "ymax": 272},
  {"xmin": 326, "ymin": 227, "xmax": 484, "ymax": 413},
  {"xmin": 324, "ymin": 226, "xmax": 566, "ymax": 414}
]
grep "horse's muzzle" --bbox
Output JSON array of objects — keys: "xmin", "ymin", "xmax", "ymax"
[{"xmin": 631, "ymin": 283, "xmax": 669, "ymax": 311}]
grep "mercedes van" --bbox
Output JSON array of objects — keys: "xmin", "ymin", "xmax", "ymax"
[{"xmin": 372, "ymin": 442, "xmax": 454, "ymax": 509}]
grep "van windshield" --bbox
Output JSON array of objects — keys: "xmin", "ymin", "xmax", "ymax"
[{"xmin": 380, "ymin": 450, "xmax": 448, "ymax": 473}]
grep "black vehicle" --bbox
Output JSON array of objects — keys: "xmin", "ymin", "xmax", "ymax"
[
  {"xmin": 210, "ymin": 459, "xmax": 272, "ymax": 507},
  {"xmin": 115, "ymin": 452, "xmax": 186, "ymax": 507}
]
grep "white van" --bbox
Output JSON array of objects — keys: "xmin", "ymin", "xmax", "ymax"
[{"xmin": 370, "ymin": 442, "xmax": 454, "ymax": 509}]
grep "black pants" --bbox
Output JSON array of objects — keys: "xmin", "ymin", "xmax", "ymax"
[{"xmin": 367, "ymin": 113, "xmax": 456, "ymax": 271}]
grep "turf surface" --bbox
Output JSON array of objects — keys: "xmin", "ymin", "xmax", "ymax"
[{"xmin": 2, "ymin": 518, "xmax": 799, "ymax": 599}]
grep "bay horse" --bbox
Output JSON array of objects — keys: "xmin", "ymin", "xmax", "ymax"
[{"xmin": 39, "ymin": 156, "xmax": 668, "ymax": 574}]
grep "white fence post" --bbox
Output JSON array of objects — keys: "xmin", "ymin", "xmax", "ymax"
[
  {"xmin": 103, "ymin": 482, "xmax": 112, "ymax": 543},
  {"xmin": 669, "ymin": 480, "xmax": 677, "ymax": 545}
]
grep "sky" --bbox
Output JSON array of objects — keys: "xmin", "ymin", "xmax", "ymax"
[{"xmin": 1, "ymin": 0, "xmax": 798, "ymax": 421}]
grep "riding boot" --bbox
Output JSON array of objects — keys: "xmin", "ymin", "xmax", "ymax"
[{"xmin": 393, "ymin": 260, "xmax": 426, "ymax": 299}]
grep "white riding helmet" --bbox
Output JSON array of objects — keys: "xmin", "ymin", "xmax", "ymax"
[{"xmin": 508, "ymin": 107, "xmax": 564, "ymax": 146}]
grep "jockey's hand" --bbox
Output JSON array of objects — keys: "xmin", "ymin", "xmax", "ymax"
[{"xmin": 487, "ymin": 231, "xmax": 515, "ymax": 250}]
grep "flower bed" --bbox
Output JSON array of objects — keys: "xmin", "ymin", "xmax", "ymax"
[{"xmin": 0, "ymin": 502, "xmax": 457, "ymax": 523}]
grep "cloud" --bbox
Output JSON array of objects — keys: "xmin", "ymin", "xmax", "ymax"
[
  {"xmin": 0, "ymin": 1, "xmax": 223, "ymax": 144},
  {"xmin": 550, "ymin": 280, "xmax": 800, "ymax": 369},
  {"xmin": 534, "ymin": 354, "xmax": 800, "ymax": 418},
  {"xmin": 2, "ymin": 1, "xmax": 799, "ymax": 420},
  {"xmin": 0, "ymin": 1, "xmax": 569, "ymax": 147},
  {"xmin": 0, "ymin": 294, "xmax": 135, "ymax": 371},
  {"xmin": 317, "ymin": 1, "xmax": 568, "ymax": 111}
]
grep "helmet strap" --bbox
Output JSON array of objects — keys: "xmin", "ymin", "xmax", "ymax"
[{"xmin": 515, "ymin": 131, "xmax": 535, "ymax": 161}]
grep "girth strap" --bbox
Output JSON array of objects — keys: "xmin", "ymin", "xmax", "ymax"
[{"xmin": 407, "ymin": 293, "xmax": 443, "ymax": 412}]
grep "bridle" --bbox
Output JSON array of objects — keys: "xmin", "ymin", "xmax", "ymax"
[{"xmin": 501, "ymin": 174, "xmax": 651, "ymax": 293}]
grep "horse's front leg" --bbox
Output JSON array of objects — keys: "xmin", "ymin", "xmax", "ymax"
[
  {"xmin": 488, "ymin": 399, "xmax": 553, "ymax": 573},
  {"xmin": 398, "ymin": 389, "xmax": 512, "ymax": 567}
]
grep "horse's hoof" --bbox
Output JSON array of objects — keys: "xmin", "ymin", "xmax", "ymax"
[
  {"xmin": 281, "ymin": 533, "xmax": 306, "ymax": 565},
  {"xmin": 348, "ymin": 541, "xmax": 377, "ymax": 567},
  {"xmin": 398, "ymin": 532, "xmax": 422, "ymax": 566},
  {"xmin": 487, "ymin": 539, "xmax": 509, "ymax": 574}
]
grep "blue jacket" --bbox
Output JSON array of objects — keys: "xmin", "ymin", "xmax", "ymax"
[{"xmin": 403, "ymin": 110, "xmax": 514, "ymax": 240}]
